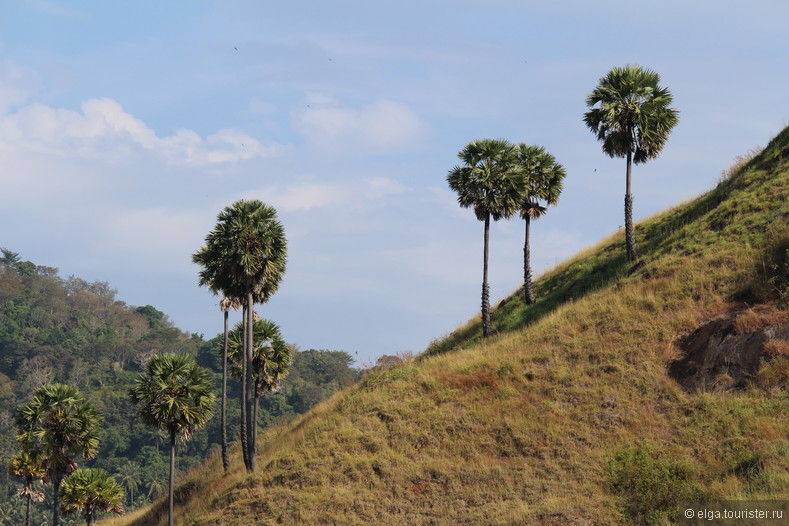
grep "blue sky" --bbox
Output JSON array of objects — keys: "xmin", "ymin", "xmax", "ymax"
[{"xmin": 1, "ymin": 0, "xmax": 788, "ymax": 364}]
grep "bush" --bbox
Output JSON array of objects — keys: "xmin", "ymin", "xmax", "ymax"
[{"xmin": 609, "ymin": 446, "xmax": 706, "ymax": 524}]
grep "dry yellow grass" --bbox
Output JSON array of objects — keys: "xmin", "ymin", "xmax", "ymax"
[{"xmin": 103, "ymin": 129, "xmax": 789, "ymax": 525}]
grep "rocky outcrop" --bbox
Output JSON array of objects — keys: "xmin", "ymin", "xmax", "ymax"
[{"xmin": 668, "ymin": 305, "xmax": 789, "ymax": 391}]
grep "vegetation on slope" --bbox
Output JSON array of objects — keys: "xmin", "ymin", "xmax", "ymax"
[
  {"xmin": 0, "ymin": 254, "xmax": 359, "ymax": 525},
  {"xmin": 108, "ymin": 127, "xmax": 788, "ymax": 525}
]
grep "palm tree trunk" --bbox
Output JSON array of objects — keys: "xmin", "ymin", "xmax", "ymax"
[
  {"xmin": 168, "ymin": 429, "xmax": 175, "ymax": 526},
  {"xmin": 481, "ymin": 213, "xmax": 492, "ymax": 337},
  {"xmin": 25, "ymin": 493, "xmax": 31, "ymax": 526},
  {"xmin": 53, "ymin": 477, "xmax": 61, "ymax": 526},
  {"xmin": 239, "ymin": 303, "xmax": 249, "ymax": 471},
  {"xmin": 245, "ymin": 288, "xmax": 257, "ymax": 472},
  {"xmin": 625, "ymin": 150, "xmax": 638, "ymax": 262},
  {"xmin": 86, "ymin": 512, "xmax": 94, "ymax": 526},
  {"xmin": 221, "ymin": 310, "xmax": 229, "ymax": 472},
  {"xmin": 523, "ymin": 215, "xmax": 535, "ymax": 304},
  {"xmin": 253, "ymin": 393, "xmax": 259, "ymax": 456}
]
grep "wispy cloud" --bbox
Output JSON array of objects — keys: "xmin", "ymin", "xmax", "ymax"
[
  {"xmin": 0, "ymin": 61, "xmax": 40, "ymax": 114},
  {"xmin": 0, "ymin": 98, "xmax": 282, "ymax": 165},
  {"xmin": 292, "ymin": 95, "xmax": 429, "ymax": 154},
  {"xmin": 248, "ymin": 176, "xmax": 409, "ymax": 213}
]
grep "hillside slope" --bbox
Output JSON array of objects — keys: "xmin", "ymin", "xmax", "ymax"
[{"xmin": 108, "ymin": 128, "xmax": 789, "ymax": 525}]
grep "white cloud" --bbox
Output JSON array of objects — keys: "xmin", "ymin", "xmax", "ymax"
[
  {"xmin": 248, "ymin": 176, "xmax": 409, "ymax": 213},
  {"xmin": 365, "ymin": 176, "xmax": 408, "ymax": 199},
  {"xmin": 255, "ymin": 182, "xmax": 348, "ymax": 212},
  {"xmin": 0, "ymin": 97, "xmax": 280, "ymax": 165},
  {"xmin": 100, "ymin": 207, "xmax": 212, "ymax": 270},
  {"xmin": 0, "ymin": 61, "xmax": 40, "ymax": 115},
  {"xmin": 293, "ymin": 96, "xmax": 429, "ymax": 154}
]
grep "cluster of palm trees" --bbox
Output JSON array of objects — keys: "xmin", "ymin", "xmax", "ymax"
[
  {"xmin": 12, "ymin": 383, "xmax": 124, "ymax": 526},
  {"xmin": 192, "ymin": 199, "xmax": 290, "ymax": 474},
  {"xmin": 448, "ymin": 64, "xmax": 678, "ymax": 336},
  {"xmin": 11, "ymin": 355, "xmax": 217, "ymax": 526},
  {"xmin": 448, "ymin": 139, "xmax": 566, "ymax": 336}
]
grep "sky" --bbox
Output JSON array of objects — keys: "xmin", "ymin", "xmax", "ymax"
[{"xmin": 1, "ymin": 0, "xmax": 788, "ymax": 365}]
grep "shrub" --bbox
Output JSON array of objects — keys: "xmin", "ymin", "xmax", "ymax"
[{"xmin": 609, "ymin": 446, "xmax": 706, "ymax": 524}]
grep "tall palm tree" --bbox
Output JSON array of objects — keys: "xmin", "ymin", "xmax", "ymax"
[
  {"xmin": 227, "ymin": 318, "xmax": 293, "ymax": 454},
  {"xmin": 218, "ymin": 296, "xmax": 239, "ymax": 471},
  {"xmin": 193, "ymin": 199, "xmax": 286, "ymax": 472},
  {"xmin": 584, "ymin": 64, "xmax": 679, "ymax": 262},
  {"xmin": 15, "ymin": 383, "xmax": 102, "ymax": 526},
  {"xmin": 447, "ymin": 139, "xmax": 525, "ymax": 336},
  {"xmin": 516, "ymin": 144, "xmax": 566, "ymax": 304},
  {"xmin": 59, "ymin": 468, "xmax": 124, "ymax": 526},
  {"xmin": 128, "ymin": 353, "xmax": 215, "ymax": 526},
  {"xmin": 116, "ymin": 460, "xmax": 141, "ymax": 508},
  {"xmin": 9, "ymin": 449, "xmax": 45, "ymax": 526}
]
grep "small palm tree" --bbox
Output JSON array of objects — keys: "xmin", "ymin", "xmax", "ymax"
[
  {"xmin": 193, "ymin": 199, "xmax": 287, "ymax": 472},
  {"xmin": 227, "ymin": 318, "xmax": 293, "ymax": 454},
  {"xmin": 116, "ymin": 460, "xmax": 142, "ymax": 508},
  {"xmin": 447, "ymin": 139, "xmax": 525, "ymax": 336},
  {"xmin": 584, "ymin": 64, "xmax": 679, "ymax": 262},
  {"xmin": 516, "ymin": 144, "xmax": 566, "ymax": 304},
  {"xmin": 9, "ymin": 449, "xmax": 46, "ymax": 526},
  {"xmin": 146, "ymin": 478, "xmax": 167, "ymax": 501},
  {"xmin": 15, "ymin": 383, "xmax": 102, "ymax": 526},
  {"xmin": 128, "ymin": 353, "xmax": 215, "ymax": 526},
  {"xmin": 59, "ymin": 468, "xmax": 124, "ymax": 526}
]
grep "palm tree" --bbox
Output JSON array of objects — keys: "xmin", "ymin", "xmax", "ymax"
[
  {"xmin": 59, "ymin": 468, "xmax": 124, "ymax": 526},
  {"xmin": 193, "ymin": 199, "xmax": 287, "ymax": 472},
  {"xmin": 15, "ymin": 383, "xmax": 102, "ymax": 526},
  {"xmin": 146, "ymin": 478, "xmax": 166, "ymax": 501},
  {"xmin": 447, "ymin": 139, "xmax": 525, "ymax": 336},
  {"xmin": 584, "ymin": 64, "xmax": 679, "ymax": 262},
  {"xmin": 116, "ymin": 460, "xmax": 141, "ymax": 508},
  {"xmin": 9, "ymin": 449, "xmax": 45, "ymax": 526},
  {"xmin": 516, "ymin": 144, "xmax": 566, "ymax": 304},
  {"xmin": 227, "ymin": 318, "xmax": 293, "ymax": 454},
  {"xmin": 128, "ymin": 353, "xmax": 215, "ymax": 526}
]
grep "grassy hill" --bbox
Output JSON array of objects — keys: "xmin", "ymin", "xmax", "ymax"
[{"xmin": 105, "ymin": 127, "xmax": 789, "ymax": 525}]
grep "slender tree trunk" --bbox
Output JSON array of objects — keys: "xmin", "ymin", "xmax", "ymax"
[
  {"xmin": 168, "ymin": 429, "xmax": 175, "ymax": 526},
  {"xmin": 625, "ymin": 150, "xmax": 638, "ymax": 262},
  {"xmin": 53, "ymin": 476, "xmax": 61, "ymax": 526},
  {"xmin": 252, "ymin": 393, "xmax": 259, "ymax": 456},
  {"xmin": 86, "ymin": 512, "xmax": 94, "ymax": 526},
  {"xmin": 245, "ymin": 288, "xmax": 257, "ymax": 472},
  {"xmin": 25, "ymin": 493, "xmax": 31, "ymax": 526},
  {"xmin": 523, "ymin": 215, "xmax": 535, "ymax": 304},
  {"xmin": 221, "ymin": 310, "xmax": 229, "ymax": 472},
  {"xmin": 239, "ymin": 303, "xmax": 249, "ymax": 471},
  {"xmin": 481, "ymin": 213, "xmax": 492, "ymax": 337}
]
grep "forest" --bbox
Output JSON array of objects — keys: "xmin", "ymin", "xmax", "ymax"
[{"xmin": 0, "ymin": 248, "xmax": 359, "ymax": 525}]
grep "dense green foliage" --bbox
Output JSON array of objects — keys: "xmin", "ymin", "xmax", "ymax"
[
  {"xmin": 0, "ymin": 253, "xmax": 359, "ymax": 525},
  {"xmin": 60, "ymin": 468, "xmax": 125, "ymax": 525}
]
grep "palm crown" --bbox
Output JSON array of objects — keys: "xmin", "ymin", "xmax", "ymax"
[
  {"xmin": 227, "ymin": 318, "xmax": 293, "ymax": 394},
  {"xmin": 59, "ymin": 468, "xmax": 125, "ymax": 524},
  {"xmin": 447, "ymin": 138, "xmax": 525, "ymax": 221},
  {"xmin": 517, "ymin": 144, "xmax": 566, "ymax": 219},
  {"xmin": 128, "ymin": 353, "xmax": 215, "ymax": 442},
  {"xmin": 583, "ymin": 64, "xmax": 678, "ymax": 164},
  {"xmin": 15, "ymin": 383, "xmax": 102, "ymax": 484}
]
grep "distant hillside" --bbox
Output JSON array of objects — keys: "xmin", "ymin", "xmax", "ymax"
[
  {"xmin": 107, "ymin": 127, "xmax": 788, "ymax": 525},
  {"xmin": 0, "ymin": 253, "xmax": 359, "ymax": 525}
]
